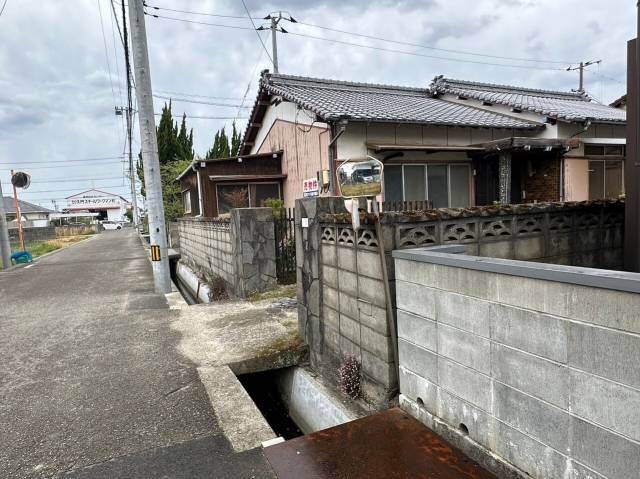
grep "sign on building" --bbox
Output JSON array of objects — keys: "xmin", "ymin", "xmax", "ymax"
[{"xmin": 303, "ymin": 177, "xmax": 319, "ymax": 197}]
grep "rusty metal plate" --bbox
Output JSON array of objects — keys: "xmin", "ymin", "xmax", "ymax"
[{"xmin": 264, "ymin": 407, "xmax": 498, "ymax": 479}]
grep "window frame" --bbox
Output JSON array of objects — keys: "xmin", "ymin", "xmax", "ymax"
[
  {"xmin": 182, "ymin": 188, "xmax": 192, "ymax": 214},
  {"xmin": 384, "ymin": 163, "xmax": 472, "ymax": 207},
  {"xmin": 587, "ymin": 159, "xmax": 624, "ymax": 200},
  {"xmin": 215, "ymin": 181, "xmax": 282, "ymax": 214}
]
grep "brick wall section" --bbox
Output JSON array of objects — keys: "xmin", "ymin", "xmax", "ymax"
[
  {"xmin": 394, "ymin": 252, "xmax": 640, "ymax": 479},
  {"xmin": 523, "ymin": 156, "xmax": 561, "ymax": 202},
  {"xmin": 177, "ymin": 217, "xmax": 234, "ymax": 289}
]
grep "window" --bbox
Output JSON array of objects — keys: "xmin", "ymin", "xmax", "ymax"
[
  {"xmin": 383, "ymin": 164, "xmax": 471, "ymax": 208},
  {"xmin": 588, "ymin": 160, "xmax": 624, "ymax": 200},
  {"xmin": 216, "ymin": 182, "xmax": 281, "ymax": 214},
  {"xmin": 584, "ymin": 144, "xmax": 625, "ymax": 157},
  {"xmin": 182, "ymin": 190, "xmax": 192, "ymax": 214}
]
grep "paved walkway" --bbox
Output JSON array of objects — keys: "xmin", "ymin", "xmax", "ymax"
[{"xmin": 0, "ymin": 230, "xmax": 275, "ymax": 478}]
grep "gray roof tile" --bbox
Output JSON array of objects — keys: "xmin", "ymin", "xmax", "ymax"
[
  {"xmin": 262, "ymin": 73, "xmax": 541, "ymax": 129},
  {"xmin": 2, "ymin": 196, "xmax": 53, "ymax": 214},
  {"xmin": 432, "ymin": 77, "xmax": 626, "ymax": 124}
]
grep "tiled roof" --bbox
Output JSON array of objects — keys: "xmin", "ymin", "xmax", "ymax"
[
  {"xmin": 431, "ymin": 77, "xmax": 626, "ymax": 124},
  {"xmin": 261, "ymin": 73, "xmax": 541, "ymax": 129},
  {"xmin": 2, "ymin": 196, "xmax": 53, "ymax": 214}
]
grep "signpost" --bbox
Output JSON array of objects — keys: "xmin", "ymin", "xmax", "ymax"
[{"xmin": 10, "ymin": 170, "xmax": 31, "ymax": 252}]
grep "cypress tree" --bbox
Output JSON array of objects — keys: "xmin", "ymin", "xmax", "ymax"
[{"xmin": 231, "ymin": 122, "xmax": 242, "ymax": 156}]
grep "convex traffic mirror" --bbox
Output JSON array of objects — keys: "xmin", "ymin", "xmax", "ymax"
[{"xmin": 337, "ymin": 157, "xmax": 383, "ymax": 198}]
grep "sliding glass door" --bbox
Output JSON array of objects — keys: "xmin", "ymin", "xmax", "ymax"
[{"xmin": 383, "ymin": 163, "xmax": 471, "ymax": 208}]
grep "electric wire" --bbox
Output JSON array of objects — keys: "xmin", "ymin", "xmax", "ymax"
[
  {"xmin": 0, "ymin": 0, "xmax": 8, "ymax": 17},
  {"xmin": 240, "ymin": 0, "xmax": 273, "ymax": 64},
  {"xmin": 145, "ymin": 12, "xmax": 255, "ymax": 31},
  {"xmin": 152, "ymin": 88, "xmax": 243, "ymax": 101},
  {"xmin": 153, "ymin": 114, "xmax": 249, "ymax": 120},
  {"xmin": 144, "ymin": 2, "xmax": 576, "ymax": 67},
  {"xmin": 152, "ymin": 94, "xmax": 249, "ymax": 107},
  {"xmin": 0, "ymin": 156, "xmax": 124, "ymax": 165}
]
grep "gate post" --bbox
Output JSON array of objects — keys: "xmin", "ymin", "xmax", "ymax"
[{"xmin": 230, "ymin": 207, "xmax": 277, "ymax": 297}]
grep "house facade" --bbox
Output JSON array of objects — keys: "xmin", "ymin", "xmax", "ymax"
[
  {"xmin": 238, "ymin": 72, "xmax": 626, "ymax": 210},
  {"xmin": 2, "ymin": 196, "xmax": 53, "ymax": 227},
  {"xmin": 66, "ymin": 189, "xmax": 131, "ymax": 222},
  {"xmin": 177, "ymin": 151, "xmax": 285, "ymax": 218}
]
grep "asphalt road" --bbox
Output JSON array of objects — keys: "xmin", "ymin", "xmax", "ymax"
[{"xmin": 0, "ymin": 230, "xmax": 276, "ymax": 478}]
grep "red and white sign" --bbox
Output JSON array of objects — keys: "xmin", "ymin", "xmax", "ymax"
[{"xmin": 303, "ymin": 177, "xmax": 319, "ymax": 197}]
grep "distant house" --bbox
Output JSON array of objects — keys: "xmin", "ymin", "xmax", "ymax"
[
  {"xmin": 235, "ymin": 71, "xmax": 626, "ymax": 210},
  {"xmin": 610, "ymin": 94, "xmax": 627, "ymax": 110},
  {"xmin": 177, "ymin": 152, "xmax": 284, "ymax": 218},
  {"xmin": 2, "ymin": 196, "xmax": 53, "ymax": 227},
  {"xmin": 66, "ymin": 189, "xmax": 131, "ymax": 222}
]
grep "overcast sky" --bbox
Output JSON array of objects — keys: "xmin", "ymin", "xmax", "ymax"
[{"xmin": 0, "ymin": 0, "xmax": 634, "ymax": 210}]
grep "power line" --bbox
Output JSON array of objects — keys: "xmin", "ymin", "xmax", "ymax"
[
  {"xmin": 285, "ymin": 31, "xmax": 568, "ymax": 71},
  {"xmin": 145, "ymin": 11, "xmax": 255, "ymax": 31},
  {"xmin": 153, "ymin": 113, "xmax": 249, "ymax": 120},
  {"xmin": 145, "ymin": 3, "xmax": 575, "ymax": 67},
  {"xmin": 143, "ymin": 3, "xmax": 254, "ymax": 20},
  {"xmin": 153, "ymin": 88, "xmax": 243, "ymax": 101},
  {"xmin": 10, "ymin": 176, "xmax": 126, "ymax": 184},
  {"xmin": 0, "ymin": 0, "xmax": 8, "ymax": 17},
  {"xmin": 0, "ymin": 184, "xmax": 132, "ymax": 195},
  {"xmin": 240, "ymin": 0, "xmax": 274, "ymax": 65},
  {"xmin": 152, "ymin": 94, "xmax": 250, "ymax": 107},
  {"xmin": 291, "ymin": 19, "xmax": 574, "ymax": 65},
  {"xmin": 0, "ymin": 161, "xmax": 126, "ymax": 170},
  {"xmin": 0, "ymin": 156, "xmax": 124, "ymax": 165}
]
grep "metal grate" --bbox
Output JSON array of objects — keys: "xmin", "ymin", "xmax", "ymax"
[
  {"xmin": 381, "ymin": 200, "xmax": 433, "ymax": 212},
  {"xmin": 274, "ymin": 207, "xmax": 296, "ymax": 284}
]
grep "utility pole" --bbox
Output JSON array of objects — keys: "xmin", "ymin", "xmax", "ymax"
[
  {"xmin": 0, "ymin": 181, "xmax": 11, "ymax": 269},
  {"xmin": 128, "ymin": 0, "xmax": 171, "ymax": 293},
  {"xmin": 567, "ymin": 60, "xmax": 601, "ymax": 92},
  {"xmin": 258, "ymin": 12, "xmax": 295, "ymax": 73},
  {"xmin": 121, "ymin": 0, "xmax": 140, "ymax": 228}
]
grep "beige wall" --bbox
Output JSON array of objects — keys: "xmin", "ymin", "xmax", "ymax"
[
  {"xmin": 256, "ymin": 119, "xmax": 329, "ymax": 208},
  {"xmin": 564, "ymin": 158, "xmax": 590, "ymax": 201}
]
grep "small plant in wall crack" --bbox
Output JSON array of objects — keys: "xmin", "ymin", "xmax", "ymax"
[{"xmin": 338, "ymin": 355, "xmax": 361, "ymax": 400}]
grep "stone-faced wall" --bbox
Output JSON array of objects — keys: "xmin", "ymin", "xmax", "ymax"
[
  {"xmin": 177, "ymin": 209, "xmax": 277, "ymax": 298},
  {"xmin": 393, "ymin": 246, "xmax": 640, "ymax": 479},
  {"xmin": 230, "ymin": 208, "xmax": 277, "ymax": 297}
]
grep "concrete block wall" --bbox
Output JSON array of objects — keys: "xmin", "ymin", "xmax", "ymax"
[
  {"xmin": 320, "ymin": 226, "xmax": 396, "ymax": 405},
  {"xmin": 9, "ymin": 226, "xmax": 56, "ymax": 244},
  {"xmin": 177, "ymin": 217, "xmax": 234, "ymax": 289},
  {"xmin": 393, "ymin": 248, "xmax": 640, "ymax": 479},
  {"xmin": 178, "ymin": 210, "xmax": 277, "ymax": 298}
]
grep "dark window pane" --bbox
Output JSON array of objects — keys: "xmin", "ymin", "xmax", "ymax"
[
  {"xmin": 449, "ymin": 165, "xmax": 470, "ymax": 208},
  {"xmin": 217, "ymin": 184, "xmax": 249, "ymax": 214},
  {"xmin": 605, "ymin": 160, "xmax": 623, "ymax": 198},
  {"xmin": 403, "ymin": 165, "xmax": 426, "ymax": 201},
  {"xmin": 428, "ymin": 165, "xmax": 448, "ymax": 208},
  {"xmin": 384, "ymin": 165, "xmax": 403, "ymax": 202},
  {"xmin": 588, "ymin": 161, "xmax": 604, "ymax": 200},
  {"xmin": 252, "ymin": 183, "xmax": 280, "ymax": 207},
  {"xmin": 604, "ymin": 145, "xmax": 623, "ymax": 156},
  {"xmin": 584, "ymin": 145, "xmax": 605, "ymax": 156}
]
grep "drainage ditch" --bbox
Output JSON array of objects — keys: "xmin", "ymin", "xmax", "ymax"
[{"xmin": 238, "ymin": 369, "xmax": 303, "ymax": 440}]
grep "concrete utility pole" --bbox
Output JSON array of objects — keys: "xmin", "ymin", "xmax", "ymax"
[
  {"xmin": 0, "ymin": 181, "xmax": 11, "ymax": 269},
  {"xmin": 121, "ymin": 0, "xmax": 140, "ymax": 228},
  {"xmin": 258, "ymin": 12, "xmax": 295, "ymax": 73},
  {"xmin": 567, "ymin": 60, "xmax": 601, "ymax": 93},
  {"xmin": 270, "ymin": 14, "xmax": 281, "ymax": 73},
  {"xmin": 128, "ymin": 0, "xmax": 171, "ymax": 293}
]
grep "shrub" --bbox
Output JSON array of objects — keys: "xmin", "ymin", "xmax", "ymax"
[{"xmin": 338, "ymin": 355, "xmax": 361, "ymax": 399}]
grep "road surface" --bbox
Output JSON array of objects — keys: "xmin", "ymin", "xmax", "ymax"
[{"xmin": 0, "ymin": 230, "xmax": 275, "ymax": 478}]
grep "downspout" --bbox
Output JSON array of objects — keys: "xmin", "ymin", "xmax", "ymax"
[{"xmin": 327, "ymin": 118, "xmax": 348, "ymax": 195}]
